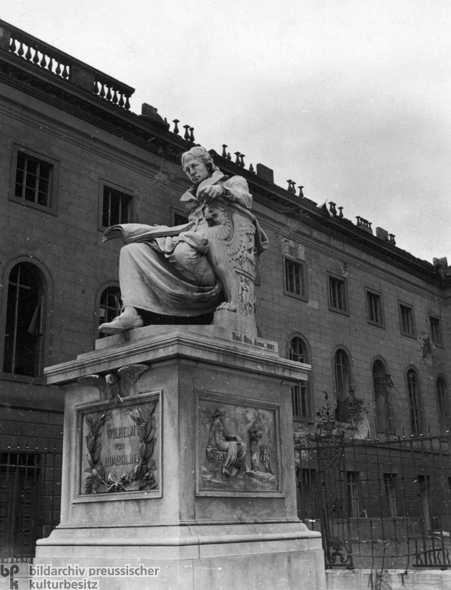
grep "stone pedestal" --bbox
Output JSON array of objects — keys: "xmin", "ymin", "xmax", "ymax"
[{"xmin": 37, "ymin": 323, "xmax": 325, "ymax": 590}]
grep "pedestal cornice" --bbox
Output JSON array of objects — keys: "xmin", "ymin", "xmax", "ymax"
[{"xmin": 45, "ymin": 325, "xmax": 310, "ymax": 385}]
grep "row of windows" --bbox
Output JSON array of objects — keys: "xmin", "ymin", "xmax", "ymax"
[
  {"xmin": 3, "ymin": 260, "xmax": 449, "ymax": 437},
  {"xmin": 299, "ymin": 469, "xmax": 434, "ymax": 519},
  {"xmin": 1, "ymin": 262, "xmax": 121, "ymax": 378},
  {"xmin": 12, "ymin": 150, "xmax": 444, "ymax": 344},
  {"xmin": 284, "ymin": 258, "xmax": 443, "ymax": 344},
  {"xmin": 288, "ymin": 336, "xmax": 450, "ymax": 435},
  {"xmin": 10, "ymin": 148, "xmax": 133, "ymax": 228}
]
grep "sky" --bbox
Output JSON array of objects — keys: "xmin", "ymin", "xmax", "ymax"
[{"xmin": 2, "ymin": 1, "xmax": 451, "ymax": 263}]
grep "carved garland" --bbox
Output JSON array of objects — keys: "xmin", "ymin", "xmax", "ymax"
[{"xmin": 84, "ymin": 402, "xmax": 158, "ymax": 494}]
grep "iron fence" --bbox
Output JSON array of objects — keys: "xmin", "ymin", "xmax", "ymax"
[
  {"xmin": 296, "ymin": 434, "xmax": 451, "ymax": 570},
  {"xmin": 0, "ymin": 437, "xmax": 62, "ymax": 562}
]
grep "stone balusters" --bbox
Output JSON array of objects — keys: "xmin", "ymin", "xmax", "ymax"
[
  {"xmin": 287, "ymin": 180, "xmax": 296, "ymax": 193},
  {"xmin": 3, "ymin": 22, "xmax": 134, "ymax": 110},
  {"xmin": 356, "ymin": 216, "xmax": 373, "ymax": 233},
  {"xmin": 8, "ymin": 35, "xmax": 70, "ymax": 79},
  {"xmin": 94, "ymin": 78, "xmax": 132, "ymax": 109}
]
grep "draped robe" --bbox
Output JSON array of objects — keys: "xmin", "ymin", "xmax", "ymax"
[{"xmin": 118, "ymin": 170, "xmax": 264, "ymax": 316}]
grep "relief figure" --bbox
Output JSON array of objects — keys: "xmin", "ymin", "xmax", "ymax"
[{"xmin": 206, "ymin": 408, "xmax": 247, "ymax": 478}]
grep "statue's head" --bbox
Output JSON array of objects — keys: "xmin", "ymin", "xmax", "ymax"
[
  {"xmin": 181, "ymin": 147, "xmax": 219, "ymax": 185},
  {"xmin": 212, "ymin": 407, "xmax": 227, "ymax": 419}
]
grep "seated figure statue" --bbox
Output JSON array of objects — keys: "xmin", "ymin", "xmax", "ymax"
[{"xmin": 99, "ymin": 146, "xmax": 268, "ymax": 335}]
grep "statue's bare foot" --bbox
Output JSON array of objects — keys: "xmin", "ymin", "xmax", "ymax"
[{"xmin": 216, "ymin": 303, "xmax": 237, "ymax": 312}]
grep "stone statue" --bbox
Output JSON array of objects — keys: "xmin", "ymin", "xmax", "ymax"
[{"xmin": 99, "ymin": 146, "xmax": 268, "ymax": 334}]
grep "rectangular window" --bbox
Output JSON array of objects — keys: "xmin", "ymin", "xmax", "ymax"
[
  {"xmin": 328, "ymin": 275, "xmax": 348, "ymax": 314},
  {"xmin": 173, "ymin": 210, "xmax": 189, "ymax": 226},
  {"xmin": 383, "ymin": 473, "xmax": 398, "ymax": 516},
  {"xmin": 3, "ymin": 262, "xmax": 44, "ymax": 377},
  {"xmin": 0, "ymin": 453, "xmax": 40, "ymax": 560},
  {"xmin": 292, "ymin": 384, "xmax": 308, "ymax": 419},
  {"xmin": 418, "ymin": 475, "xmax": 431, "ymax": 531},
  {"xmin": 102, "ymin": 186, "xmax": 132, "ymax": 227},
  {"xmin": 437, "ymin": 378, "xmax": 449, "ymax": 433},
  {"xmin": 399, "ymin": 303, "xmax": 416, "ymax": 337},
  {"xmin": 430, "ymin": 316, "xmax": 443, "ymax": 346},
  {"xmin": 284, "ymin": 258, "xmax": 306, "ymax": 299},
  {"xmin": 11, "ymin": 149, "xmax": 56, "ymax": 212},
  {"xmin": 407, "ymin": 370, "xmax": 421, "ymax": 435},
  {"xmin": 297, "ymin": 468, "xmax": 318, "ymax": 521},
  {"xmin": 346, "ymin": 471, "xmax": 361, "ymax": 518},
  {"xmin": 366, "ymin": 290, "xmax": 384, "ymax": 327}
]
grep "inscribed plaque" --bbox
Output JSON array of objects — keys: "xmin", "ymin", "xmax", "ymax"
[{"xmin": 78, "ymin": 392, "xmax": 161, "ymax": 496}]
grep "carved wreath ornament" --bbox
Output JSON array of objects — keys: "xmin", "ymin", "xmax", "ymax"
[{"xmin": 84, "ymin": 401, "xmax": 158, "ymax": 494}]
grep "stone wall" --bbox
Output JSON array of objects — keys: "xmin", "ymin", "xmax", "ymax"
[
  {"xmin": 0, "ymin": 35, "xmax": 450, "ymax": 484},
  {"xmin": 327, "ymin": 568, "xmax": 451, "ymax": 590},
  {"xmin": 253, "ymin": 199, "xmax": 450, "ymax": 436}
]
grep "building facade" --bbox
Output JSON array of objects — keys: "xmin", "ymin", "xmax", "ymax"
[{"xmin": 1, "ymin": 20, "xmax": 451, "ymax": 559}]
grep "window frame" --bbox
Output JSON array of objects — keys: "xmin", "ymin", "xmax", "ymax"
[
  {"xmin": 430, "ymin": 315, "xmax": 443, "ymax": 347},
  {"xmin": 327, "ymin": 272, "xmax": 349, "ymax": 316},
  {"xmin": 406, "ymin": 367, "xmax": 422, "ymax": 436},
  {"xmin": 9, "ymin": 145, "xmax": 58, "ymax": 215},
  {"xmin": 383, "ymin": 473, "xmax": 399, "ymax": 517},
  {"xmin": 373, "ymin": 358, "xmax": 393, "ymax": 434},
  {"xmin": 284, "ymin": 256, "xmax": 307, "ymax": 301},
  {"xmin": 365, "ymin": 288, "xmax": 385, "ymax": 328},
  {"xmin": 288, "ymin": 335, "xmax": 311, "ymax": 421},
  {"xmin": 398, "ymin": 301, "xmax": 416, "ymax": 339},
  {"xmin": 98, "ymin": 181, "xmax": 134, "ymax": 230},
  {"xmin": 346, "ymin": 470, "xmax": 362, "ymax": 518},
  {"xmin": 171, "ymin": 208, "xmax": 190, "ymax": 227},
  {"xmin": 436, "ymin": 376, "xmax": 450, "ymax": 434},
  {"xmin": 334, "ymin": 347, "xmax": 353, "ymax": 422},
  {"xmin": 96, "ymin": 283, "xmax": 122, "ymax": 340},
  {"xmin": 0, "ymin": 259, "xmax": 50, "ymax": 382}
]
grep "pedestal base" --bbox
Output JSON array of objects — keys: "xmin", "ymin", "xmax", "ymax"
[
  {"xmin": 36, "ymin": 523, "xmax": 325, "ymax": 590},
  {"xmin": 39, "ymin": 324, "xmax": 325, "ymax": 590}
]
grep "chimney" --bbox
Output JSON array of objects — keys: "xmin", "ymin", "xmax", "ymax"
[{"xmin": 256, "ymin": 164, "xmax": 274, "ymax": 184}]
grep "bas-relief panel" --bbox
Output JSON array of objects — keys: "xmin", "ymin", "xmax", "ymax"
[
  {"xmin": 197, "ymin": 392, "xmax": 283, "ymax": 496},
  {"xmin": 77, "ymin": 391, "xmax": 161, "ymax": 499}
]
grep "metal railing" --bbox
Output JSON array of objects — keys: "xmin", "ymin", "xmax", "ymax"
[
  {"xmin": 0, "ymin": 437, "xmax": 62, "ymax": 562},
  {"xmin": 296, "ymin": 433, "xmax": 451, "ymax": 570}
]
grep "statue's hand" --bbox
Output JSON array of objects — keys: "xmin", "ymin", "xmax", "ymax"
[{"xmin": 198, "ymin": 184, "xmax": 225, "ymax": 204}]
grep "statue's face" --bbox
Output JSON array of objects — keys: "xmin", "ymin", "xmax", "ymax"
[{"xmin": 183, "ymin": 156, "xmax": 211, "ymax": 185}]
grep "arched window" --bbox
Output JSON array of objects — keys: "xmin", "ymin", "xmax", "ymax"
[
  {"xmin": 289, "ymin": 337, "xmax": 309, "ymax": 419},
  {"xmin": 373, "ymin": 360, "xmax": 391, "ymax": 432},
  {"xmin": 407, "ymin": 368, "xmax": 421, "ymax": 435},
  {"xmin": 3, "ymin": 262, "xmax": 46, "ymax": 377},
  {"xmin": 334, "ymin": 349, "xmax": 352, "ymax": 422},
  {"xmin": 437, "ymin": 377, "xmax": 450, "ymax": 434},
  {"xmin": 98, "ymin": 285, "xmax": 121, "ymax": 337}
]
